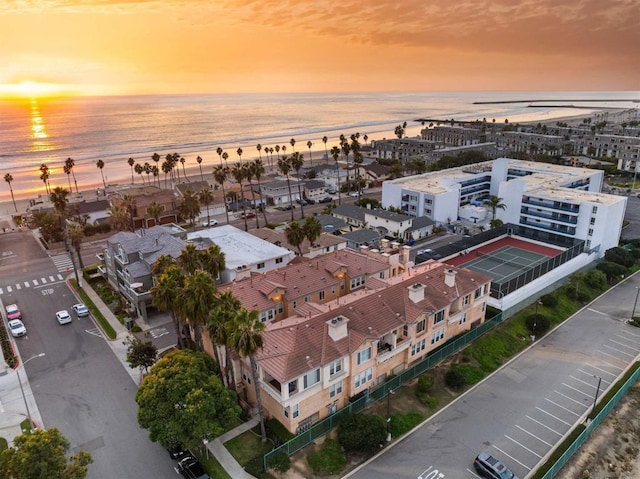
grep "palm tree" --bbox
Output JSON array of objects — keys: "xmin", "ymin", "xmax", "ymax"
[
  {"xmin": 256, "ymin": 144, "xmax": 262, "ymax": 166},
  {"xmin": 146, "ymin": 201, "xmax": 163, "ymax": 227},
  {"xmin": 121, "ymin": 195, "xmax": 137, "ymax": 231},
  {"xmin": 196, "ymin": 156, "xmax": 204, "ymax": 182},
  {"xmin": 50, "ymin": 186, "xmax": 69, "ymax": 218},
  {"xmin": 231, "ymin": 163, "xmax": 249, "ymax": 231},
  {"xmin": 285, "ymin": 220, "xmax": 306, "ymax": 256},
  {"xmin": 322, "ymin": 136, "xmax": 328, "ymax": 160},
  {"xmin": 96, "ymin": 160, "xmax": 106, "ymax": 188},
  {"xmin": 67, "ymin": 223, "xmax": 85, "ymax": 269},
  {"xmin": 3, "ymin": 173, "xmax": 17, "ymax": 212},
  {"xmin": 303, "ymin": 216, "xmax": 322, "ymax": 247},
  {"xmin": 245, "ymin": 163, "xmax": 260, "ymax": 229},
  {"xmin": 178, "ymin": 243, "xmax": 202, "ymax": 275},
  {"xmin": 151, "ymin": 254, "xmax": 176, "ymax": 277},
  {"xmin": 178, "ymin": 189, "xmax": 200, "ymax": 226},
  {"xmin": 307, "ymin": 140, "xmax": 313, "ymax": 165},
  {"xmin": 161, "ymin": 161, "xmax": 171, "ymax": 188},
  {"xmin": 152, "ymin": 165, "xmax": 159, "ymax": 186},
  {"xmin": 216, "ymin": 147, "xmax": 223, "ymax": 166},
  {"xmin": 226, "ymin": 308, "xmax": 267, "ymax": 442},
  {"xmin": 65, "ymin": 157, "xmax": 79, "ymax": 193},
  {"xmin": 290, "ymin": 138, "xmax": 296, "ymax": 153},
  {"xmin": 200, "ymin": 244, "xmax": 226, "ymax": 281},
  {"xmin": 277, "ymin": 156, "xmax": 295, "ymax": 222},
  {"xmin": 236, "ymin": 147, "xmax": 243, "ymax": 163},
  {"xmin": 252, "ymin": 160, "xmax": 269, "ymax": 226},
  {"xmin": 134, "ymin": 163, "xmax": 144, "ymax": 184},
  {"xmin": 180, "ymin": 156, "xmax": 189, "ymax": 181},
  {"xmin": 152, "ymin": 153, "xmax": 161, "ymax": 187},
  {"xmin": 330, "ymin": 146, "xmax": 341, "ymax": 205},
  {"xmin": 290, "ymin": 152, "xmax": 305, "ymax": 218},
  {"xmin": 222, "ymin": 151, "xmax": 229, "ymax": 168},
  {"xmin": 151, "ymin": 265, "xmax": 186, "ymax": 348},
  {"xmin": 275, "ymin": 145, "xmax": 280, "ymax": 160},
  {"xmin": 39, "ymin": 163, "xmax": 51, "ymax": 195},
  {"xmin": 350, "ymin": 135, "xmax": 363, "ymax": 197},
  {"xmin": 207, "ymin": 292, "xmax": 241, "ymax": 387},
  {"xmin": 363, "ymin": 134, "xmax": 368, "ymax": 145},
  {"xmin": 63, "ymin": 163, "xmax": 73, "ymax": 192},
  {"xmin": 340, "ymin": 137, "xmax": 351, "ymax": 190},
  {"xmin": 483, "ymin": 195, "xmax": 507, "ymax": 220},
  {"xmin": 144, "ymin": 162, "xmax": 152, "ymax": 184},
  {"xmin": 281, "ymin": 145, "xmax": 287, "ymax": 158},
  {"xmin": 213, "ymin": 165, "xmax": 230, "ymax": 225},
  {"xmin": 182, "ymin": 269, "xmax": 217, "ymax": 351},
  {"xmin": 127, "ymin": 157, "xmax": 135, "ymax": 184},
  {"xmin": 107, "ymin": 204, "xmax": 131, "ymax": 231},
  {"xmin": 199, "ymin": 187, "xmax": 213, "ymax": 227}
]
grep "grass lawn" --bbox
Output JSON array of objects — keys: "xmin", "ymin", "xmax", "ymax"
[
  {"xmin": 224, "ymin": 428, "xmax": 273, "ymax": 466},
  {"xmin": 191, "ymin": 447, "xmax": 231, "ymax": 479},
  {"xmin": 0, "ymin": 436, "xmax": 8, "ymax": 451}
]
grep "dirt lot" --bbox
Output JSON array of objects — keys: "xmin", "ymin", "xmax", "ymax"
[{"xmin": 557, "ymin": 384, "xmax": 640, "ymax": 479}]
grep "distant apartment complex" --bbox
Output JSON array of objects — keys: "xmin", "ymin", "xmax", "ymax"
[{"xmin": 382, "ymin": 158, "xmax": 627, "ymax": 255}]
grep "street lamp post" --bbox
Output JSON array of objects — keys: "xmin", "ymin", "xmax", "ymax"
[
  {"xmin": 16, "ymin": 352, "xmax": 46, "ymax": 433},
  {"xmin": 632, "ymin": 287, "xmax": 640, "ymax": 321},
  {"xmin": 386, "ymin": 389, "xmax": 395, "ymax": 442},
  {"xmin": 591, "ymin": 375, "xmax": 602, "ymax": 417}
]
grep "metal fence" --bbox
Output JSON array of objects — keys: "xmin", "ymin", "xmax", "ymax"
[
  {"xmin": 540, "ymin": 365, "xmax": 640, "ymax": 478},
  {"xmin": 263, "ymin": 312, "xmax": 503, "ymax": 469}
]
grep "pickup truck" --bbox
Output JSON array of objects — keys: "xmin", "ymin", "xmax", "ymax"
[{"xmin": 5, "ymin": 303, "xmax": 22, "ymax": 320}]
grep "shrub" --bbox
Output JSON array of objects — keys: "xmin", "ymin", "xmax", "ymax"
[
  {"xmin": 604, "ymin": 246, "xmax": 634, "ymax": 267},
  {"xmin": 540, "ymin": 294, "xmax": 558, "ymax": 308},
  {"xmin": 389, "ymin": 413, "xmax": 424, "ymax": 437},
  {"xmin": 337, "ymin": 413, "xmax": 386, "ymax": 454},
  {"xmin": 584, "ymin": 270, "xmax": 607, "ymax": 290},
  {"xmin": 307, "ymin": 438, "xmax": 346, "ymax": 475},
  {"xmin": 266, "ymin": 418, "xmax": 294, "ymax": 446},
  {"xmin": 445, "ymin": 369, "xmax": 466, "ymax": 391},
  {"xmin": 417, "ymin": 374, "xmax": 434, "ymax": 394},
  {"xmin": 450, "ymin": 364, "xmax": 485, "ymax": 385},
  {"xmin": 525, "ymin": 314, "xmax": 551, "ymax": 336},
  {"xmin": 268, "ymin": 451, "xmax": 291, "ymax": 473},
  {"xmin": 596, "ymin": 261, "xmax": 627, "ymax": 282}
]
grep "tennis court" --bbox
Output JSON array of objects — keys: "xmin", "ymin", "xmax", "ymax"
[{"xmin": 460, "ymin": 246, "xmax": 550, "ymax": 283}]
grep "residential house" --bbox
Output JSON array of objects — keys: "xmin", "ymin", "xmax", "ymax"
[
  {"xmin": 341, "ymin": 229, "xmax": 381, "ymax": 250},
  {"xmin": 252, "ymin": 228, "xmax": 347, "ymax": 258},
  {"xmin": 110, "ymin": 185, "xmax": 180, "ymax": 228},
  {"xmin": 303, "ymin": 180, "xmax": 327, "ymax": 202},
  {"xmin": 259, "ymin": 180, "xmax": 302, "ymax": 207}
]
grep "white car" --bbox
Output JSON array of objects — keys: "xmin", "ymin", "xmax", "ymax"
[
  {"xmin": 8, "ymin": 319, "xmax": 27, "ymax": 338},
  {"xmin": 56, "ymin": 310, "xmax": 72, "ymax": 325},
  {"xmin": 201, "ymin": 219, "xmax": 218, "ymax": 227},
  {"xmin": 72, "ymin": 303, "xmax": 89, "ymax": 317}
]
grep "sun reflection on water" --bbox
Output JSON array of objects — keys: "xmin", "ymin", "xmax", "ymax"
[{"xmin": 29, "ymin": 99, "xmax": 52, "ymax": 152}]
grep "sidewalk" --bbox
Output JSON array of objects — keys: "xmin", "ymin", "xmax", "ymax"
[{"xmin": 205, "ymin": 417, "xmax": 260, "ymax": 479}]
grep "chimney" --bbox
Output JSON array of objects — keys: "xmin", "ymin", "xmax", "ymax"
[
  {"xmin": 327, "ymin": 316, "xmax": 349, "ymax": 341},
  {"xmin": 381, "ymin": 238, "xmax": 390, "ymax": 252},
  {"xmin": 235, "ymin": 264, "xmax": 251, "ymax": 281},
  {"xmin": 360, "ymin": 245, "xmax": 369, "ymax": 255},
  {"xmin": 408, "ymin": 282, "xmax": 425, "ymax": 303},
  {"xmin": 400, "ymin": 245, "xmax": 411, "ymax": 266},
  {"xmin": 444, "ymin": 268, "xmax": 457, "ymax": 287}
]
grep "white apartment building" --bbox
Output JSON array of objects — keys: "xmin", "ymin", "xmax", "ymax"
[{"xmin": 382, "ymin": 158, "xmax": 627, "ymax": 255}]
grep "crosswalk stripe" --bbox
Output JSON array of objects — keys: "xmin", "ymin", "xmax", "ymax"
[
  {"xmin": 49, "ymin": 275, "xmax": 55, "ymax": 281},
  {"xmin": 0, "ymin": 288, "xmax": 3, "ymax": 295},
  {"xmin": 16, "ymin": 284, "xmax": 21, "ymax": 290},
  {"xmin": 41, "ymin": 277, "xmax": 47, "ymax": 283},
  {"xmin": 32, "ymin": 279, "xmax": 39, "ymax": 286},
  {"xmin": 7, "ymin": 286, "xmax": 12, "ymax": 292},
  {"xmin": 57, "ymin": 274, "xmax": 63, "ymax": 280},
  {"xmin": 23, "ymin": 281, "xmax": 29, "ymax": 288}
]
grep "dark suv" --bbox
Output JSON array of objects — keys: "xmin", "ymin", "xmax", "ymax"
[
  {"xmin": 473, "ymin": 452, "xmax": 518, "ymax": 479},
  {"xmin": 177, "ymin": 455, "xmax": 210, "ymax": 479}
]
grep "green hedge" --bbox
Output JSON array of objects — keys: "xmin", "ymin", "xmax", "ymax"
[{"xmin": 70, "ymin": 279, "xmax": 117, "ymax": 340}]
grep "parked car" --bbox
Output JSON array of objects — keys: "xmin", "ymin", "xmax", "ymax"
[
  {"xmin": 326, "ymin": 188, "xmax": 337, "ymax": 194},
  {"xmin": 473, "ymin": 452, "xmax": 518, "ymax": 479},
  {"xmin": 306, "ymin": 198, "xmax": 316, "ymax": 205},
  {"xmin": 240, "ymin": 212, "xmax": 256, "ymax": 219},
  {"xmin": 296, "ymin": 199, "xmax": 308, "ymax": 206},
  {"xmin": 416, "ymin": 248, "xmax": 434, "ymax": 256},
  {"xmin": 8, "ymin": 319, "xmax": 27, "ymax": 338},
  {"xmin": 282, "ymin": 204, "xmax": 296, "ymax": 210},
  {"xmin": 56, "ymin": 310, "xmax": 72, "ymax": 325},
  {"xmin": 318, "ymin": 197, "xmax": 333, "ymax": 204},
  {"xmin": 349, "ymin": 191, "xmax": 359, "ymax": 197},
  {"xmin": 200, "ymin": 219, "xmax": 218, "ymax": 227},
  {"xmin": 167, "ymin": 446, "xmax": 189, "ymax": 460},
  {"xmin": 72, "ymin": 303, "xmax": 89, "ymax": 317},
  {"xmin": 5, "ymin": 303, "xmax": 21, "ymax": 320},
  {"xmin": 176, "ymin": 455, "xmax": 209, "ymax": 479}
]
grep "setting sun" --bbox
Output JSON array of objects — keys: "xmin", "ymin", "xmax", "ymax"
[{"xmin": 0, "ymin": 80, "xmax": 71, "ymax": 99}]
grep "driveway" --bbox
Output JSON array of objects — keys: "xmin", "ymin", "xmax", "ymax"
[{"xmin": 346, "ymin": 273, "xmax": 640, "ymax": 479}]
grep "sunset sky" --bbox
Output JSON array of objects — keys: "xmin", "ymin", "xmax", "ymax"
[{"xmin": 1, "ymin": 0, "xmax": 638, "ymax": 97}]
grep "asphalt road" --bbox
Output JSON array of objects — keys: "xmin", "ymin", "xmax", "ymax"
[
  {"xmin": 346, "ymin": 274, "xmax": 640, "ymax": 479},
  {"xmin": 0, "ymin": 231, "xmax": 177, "ymax": 479}
]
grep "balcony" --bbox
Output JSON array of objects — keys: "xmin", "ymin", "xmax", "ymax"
[
  {"xmin": 522, "ymin": 198, "xmax": 580, "ymax": 213},
  {"xmin": 376, "ymin": 337, "xmax": 410, "ymax": 363},
  {"xmin": 520, "ymin": 219, "xmax": 576, "ymax": 235},
  {"xmin": 520, "ymin": 208, "xmax": 578, "ymax": 224}
]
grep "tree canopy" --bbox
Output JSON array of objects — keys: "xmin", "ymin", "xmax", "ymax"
[
  {"xmin": 135, "ymin": 349, "xmax": 240, "ymax": 449},
  {"xmin": 0, "ymin": 428, "xmax": 92, "ymax": 479}
]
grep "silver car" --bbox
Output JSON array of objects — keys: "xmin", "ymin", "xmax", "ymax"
[
  {"xmin": 8, "ymin": 319, "xmax": 27, "ymax": 337},
  {"xmin": 56, "ymin": 310, "xmax": 72, "ymax": 325},
  {"xmin": 72, "ymin": 303, "xmax": 89, "ymax": 317}
]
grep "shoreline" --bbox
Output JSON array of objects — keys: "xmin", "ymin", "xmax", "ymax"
[{"xmin": 0, "ymin": 108, "xmax": 634, "ymax": 206}]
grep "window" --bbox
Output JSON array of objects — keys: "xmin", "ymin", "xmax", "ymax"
[
  {"xmin": 379, "ymin": 271, "xmax": 385, "ymax": 279},
  {"xmin": 459, "ymin": 312, "xmax": 467, "ymax": 325},
  {"xmin": 319, "ymin": 290, "xmax": 325, "ymax": 300},
  {"xmin": 354, "ymin": 367, "xmax": 373, "ymax": 388},
  {"xmin": 350, "ymin": 276, "xmax": 365, "ymax": 289},
  {"xmin": 332, "ymin": 286, "xmax": 336, "ymax": 294},
  {"xmin": 260, "ymin": 308, "xmax": 275, "ymax": 323},
  {"xmin": 590, "ymin": 217, "xmax": 596, "ymax": 225},
  {"xmin": 329, "ymin": 359, "xmax": 343, "ymax": 377},
  {"xmin": 356, "ymin": 347, "xmax": 372, "ymax": 365},
  {"xmin": 292, "ymin": 300, "xmax": 298, "ymax": 309},
  {"xmin": 416, "ymin": 319, "xmax": 426, "ymax": 334},
  {"xmin": 474, "ymin": 287, "xmax": 483, "ymax": 299},
  {"xmin": 277, "ymin": 303, "xmax": 284, "ymax": 313},
  {"xmin": 303, "ymin": 369, "xmax": 320, "ymax": 389},
  {"xmin": 463, "ymin": 294, "xmax": 470, "ymax": 306},
  {"xmin": 434, "ymin": 310, "xmax": 445, "ymax": 325},
  {"xmin": 304, "ymin": 295, "xmax": 311, "ymax": 303},
  {"xmin": 588, "ymin": 228, "xmax": 593, "ymax": 237},
  {"xmin": 257, "ymin": 262, "xmax": 265, "ymax": 270},
  {"xmin": 592, "ymin": 206, "xmax": 598, "ymax": 214},
  {"xmin": 431, "ymin": 329, "xmax": 445, "ymax": 344},
  {"xmin": 329, "ymin": 381, "xmax": 343, "ymax": 398},
  {"xmin": 292, "ymin": 403, "xmax": 299, "ymax": 418},
  {"xmin": 411, "ymin": 339, "xmax": 426, "ymax": 356},
  {"xmin": 275, "ymin": 257, "xmax": 283, "ymax": 264}
]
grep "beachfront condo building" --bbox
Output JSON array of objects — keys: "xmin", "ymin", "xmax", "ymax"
[{"xmin": 382, "ymin": 158, "xmax": 627, "ymax": 256}]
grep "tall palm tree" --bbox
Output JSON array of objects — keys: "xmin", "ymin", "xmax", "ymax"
[
  {"xmin": 144, "ymin": 162, "xmax": 152, "ymax": 185},
  {"xmin": 127, "ymin": 157, "xmax": 135, "ymax": 184},
  {"xmin": 303, "ymin": 215, "xmax": 322, "ymax": 247},
  {"xmin": 222, "ymin": 151, "xmax": 229, "ymax": 168},
  {"xmin": 330, "ymin": 146, "xmax": 342, "ymax": 205},
  {"xmin": 252, "ymin": 160, "xmax": 269, "ymax": 226},
  {"xmin": 216, "ymin": 147, "xmax": 223, "ymax": 166},
  {"xmin": 290, "ymin": 152, "xmax": 305, "ymax": 218},
  {"xmin": 178, "ymin": 189, "xmax": 200, "ymax": 226},
  {"xmin": 275, "ymin": 145, "xmax": 280, "ymax": 160},
  {"xmin": 67, "ymin": 223, "xmax": 85, "ymax": 269},
  {"xmin": 213, "ymin": 165, "xmax": 230, "ymax": 225},
  {"xmin": 182, "ymin": 269, "xmax": 217, "ymax": 351},
  {"xmin": 322, "ymin": 136, "xmax": 328, "ymax": 160},
  {"xmin": 107, "ymin": 204, "xmax": 131, "ymax": 231},
  {"xmin": 277, "ymin": 156, "xmax": 295, "ymax": 222},
  {"xmin": 96, "ymin": 160, "xmax": 106, "ymax": 188},
  {"xmin": 196, "ymin": 156, "xmax": 204, "ymax": 182},
  {"xmin": 231, "ymin": 163, "xmax": 249, "ymax": 232},
  {"xmin": 340, "ymin": 137, "xmax": 351, "ymax": 191},
  {"xmin": 152, "ymin": 165, "xmax": 159, "ymax": 187},
  {"xmin": 151, "ymin": 254, "xmax": 176, "ymax": 277},
  {"xmin": 146, "ymin": 201, "xmax": 163, "ymax": 227},
  {"xmin": 134, "ymin": 163, "xmax": 144, "ymax": 185},
  {"xmin": 307, "ymin": 140, "xmax": 313, "ymax": 165},
  {"xmin": 290, "ymin": 138, "xmax": 296, "ymax": 153},
  {"xmin": 63, "ymin": 163, "xmax": 73, "ymax": 192},
  {"xmin": 121, "ymin": 195, "xmax": 137, "ymax": 231},
  {"xmin": 200, "ymin": 244, "xmax": 226, "ymax": 282},
  {"xmin": 363, "ymin": 134, "xmax": 368, "ymax": 145},
  {"xmin": 199, "ymin": 186, "xmax": 213, "ymax": 227},
  {"xmin": 226, "ymin": 308, "xmax": 267, "ymax": 442},
  {"xmin": 483, "ymin": 195, "xmax": 507, "ymax": 220},
  {"xmin": 178, "ymin": 243, "xmax": 202, "ymax": 275},
  {"xmin": 151, "ymin": 265, "xmax": 186, "ymax": 348},
  {"xmin": 256, "ymin": 144, "xmax": 262, "ymax": 165},
  {"xmin": 180, "ymin": 156, "xmax": 189, "ymax": 181},
  {"xmin": 65, "ymin": 157, "xmax": 79, "ymax": 193},
  {"xmin": 245, "ymin": 163, "xmax": 260, "ymax": 229},
  {"xmin": 151, "ymin": 152, "xmax": 161, "ymax": 185},
  {"xmin": 281, "ymin": 145, "xmax": 287, "ymax": 158},
  {"xmin": 161, "ymin": 160, "xmax": 171, "ymax": 188},
  {"xmin": 39, "ymin": 163, "xmax": 51, "ymax": 195},
  {"xmin": 207, "ymin": 292, "xmax": 241, "ymax": 387},
  {"xmin": 285, "ymin": 220, "xmax": 305, "ymax": 256},
  {"xmin": 3, "ymin": 173, "xmax": 17, "ymax": 212}
]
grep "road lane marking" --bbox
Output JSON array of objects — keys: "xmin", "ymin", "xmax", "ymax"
[
  {"xmin": 603, "ymin": 343, "xmax": 634, "ymax": 357},
  {"xmin": 570, "ymin": 375, "xmax": 604, "ymax": 389},
  {"xmin": 32, "ymin": 279, "xmax": 38, "ymax": 286},
  {"xmin": 587, "ymin": 308, "xmax": 608, "ymax": 316},
  {"xmin": 597, "ymin": 349, "xmax": 625, "ymax": 361},
  {"xmin": 584, "ymin": 363, "xmax": 618, "ymax": 377},
  {"xmin": 40, "ymin": 277, "xmax": 47, "ymax": 283},
  {"xmin": 610, "ymin": 338, "xmax": 640, "ymax": 352},
  {"xmin": 544, "ymin": 398, "xmax": 580, "ymax": 416},
  {"xmin": 554, "ymin": 390, "xmax": 589, "ymax": 407},
  {"xmin": 561, "ymin": 382, "xmax": 592, "ymax": 398},
  {"xmin": 49, "ymin": 275, "xmax": 56, "ymax": 282},
  {"xmin": 466, "ymin": 468, "xmax": 482, "ymax": 478},
  {"xmin": 492, "ymin": 445, "xmax": 531, "ymax": 471},
  {"xmin": 515, "ymin": 425, "xmax": 553, "ymax": 447},
  {"xmin": 504, "ymin": 435, "xmax": 542, "ymax": 458},
  {"xmin": 15, "ymin": 284, "xmax": 21, "ymax": 290},
  {"xmin": 535, "ymin": 407, "xmax": 572, "ymax": 426},
  {"xmin": 6, "ymin": 286, "xmax": 12, "ymax": 292},
  {"xmin": 34, "ymin": 280, "xmax": 65, "ymax": 289},
  {"xmin": 0, "ymin": 288, "xmax": 3, "ymax": 295},
  {"xmin": 623, "ymin": 329, "xmax": 640, "ymax": 338},
  {"xmin": 525, "ymin": 415, "xmax": 563, "ymax": 436},
  {"xmin": 23, "ymin": 281, "xmax": 29, "ymax": 287},
  {"xmin": 577, "ymin": 370, "xmax": 612, "ymax": 386}
]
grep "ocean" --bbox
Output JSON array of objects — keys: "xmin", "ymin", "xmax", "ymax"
[{"xmin": 1, "ymin": 91, "xmax": 638, "ymax": 201}]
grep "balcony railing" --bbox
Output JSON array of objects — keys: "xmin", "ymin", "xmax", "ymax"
[
  {"xmin": 520, "ymin": 208, "xmax": 578, "ymax": 224},
  {"xmin": 376, "ymin": 338, "xmax": 410, "ymax": 363},
  {"xmin": 520, "ymin": 219, "xmax": 576, "ymax": 235},
  {"xmin": 522, "ymin": 198, "xmax": 580, "ymax": 213}
]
